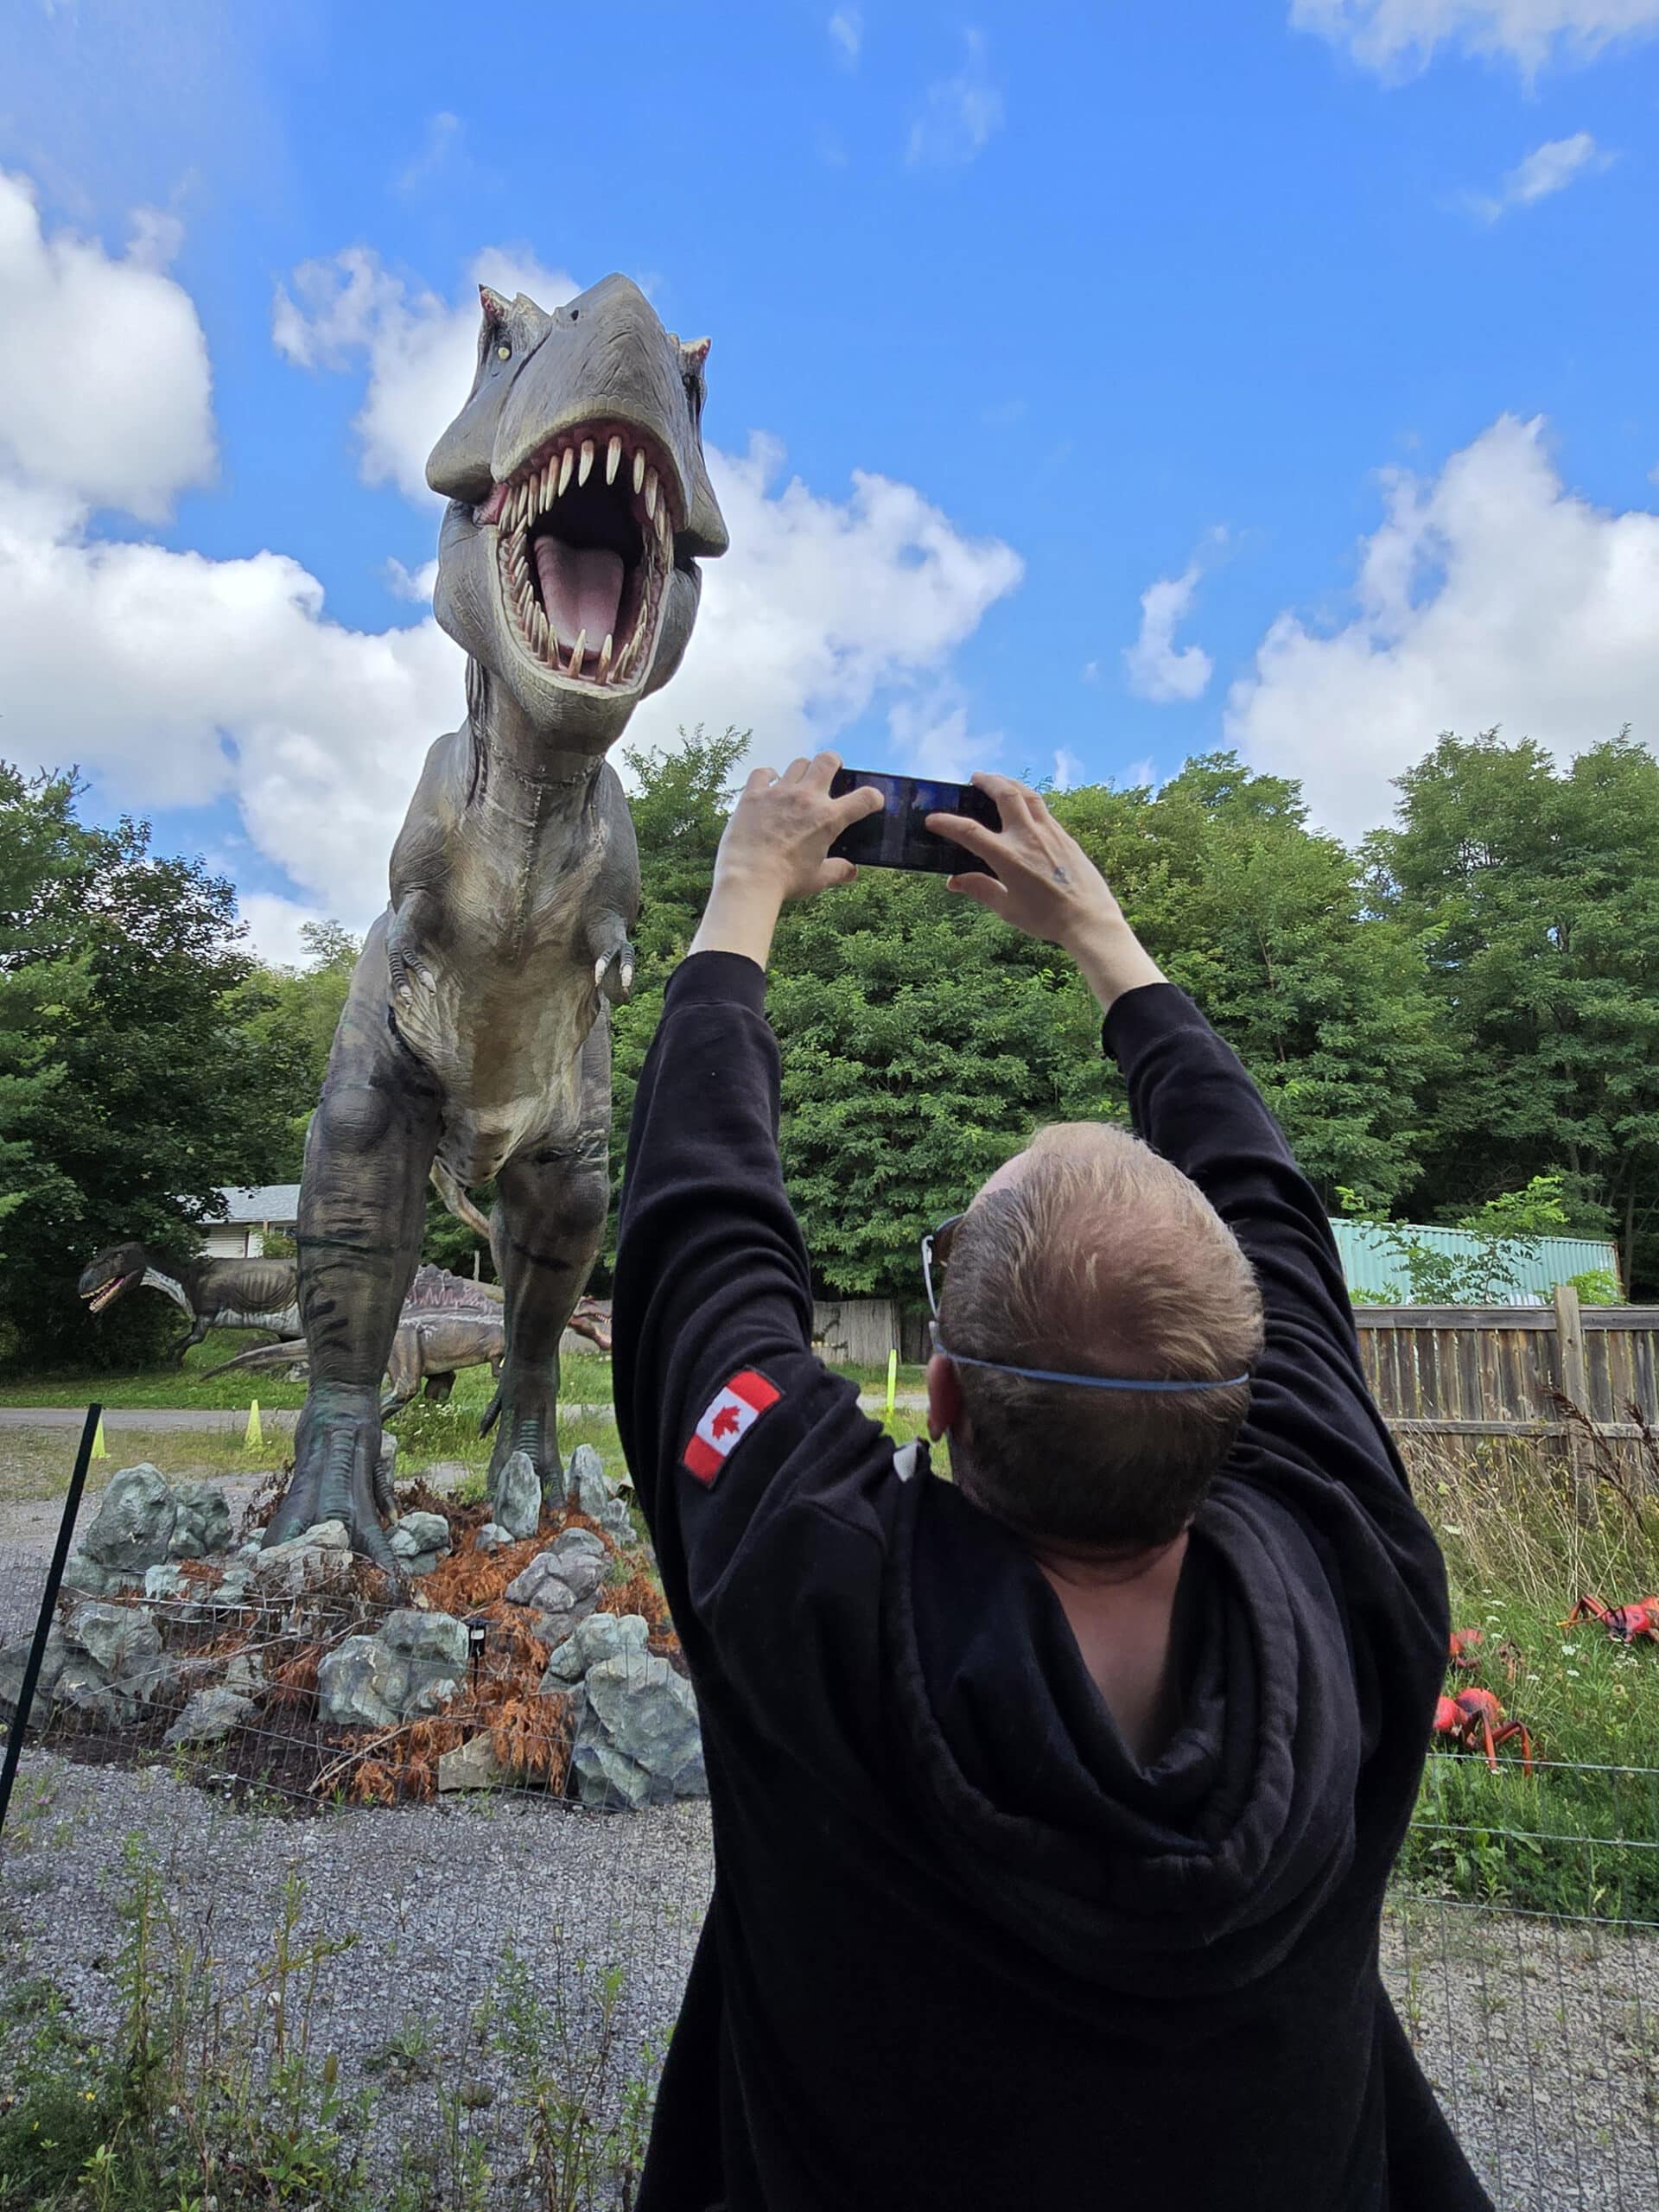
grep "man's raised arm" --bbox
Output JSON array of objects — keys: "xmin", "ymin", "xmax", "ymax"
[{"xmin": 927, "ymin": 776, "xmax": 1410, "ymax": 1510}]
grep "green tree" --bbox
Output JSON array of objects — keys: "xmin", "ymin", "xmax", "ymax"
[
  {"xmin": 1367, "ymin": 732, "xmax": 1659, "ymax": 1294},
  {"xmin": 0, "ymin": 766, "xmax": 309, "ymax": 1369},
  {"xmin": 232, "ymin": 918, "xmax": 362, "ymax": 1179},
  {"xmin": 1050, "ymin": 754, "xmax": 1442, "ymax": 1205}
]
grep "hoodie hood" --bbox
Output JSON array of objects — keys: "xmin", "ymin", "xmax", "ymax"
[{"xmin": 888, "ymin": 1449, "xmax": 1365, "ymax": 2001}]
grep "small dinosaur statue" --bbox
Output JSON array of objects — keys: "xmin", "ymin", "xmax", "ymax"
[
  {"xmin": 205, "ymin": 1267, "xmax": 610, "ymax": 1419},
  {"xmin": 78, "ymin": 1242, "xmax": 300, "ymax": 1366},
  {"xmin": 265, "ymin": 275, "xmax": 726, "ymax": 1569}
]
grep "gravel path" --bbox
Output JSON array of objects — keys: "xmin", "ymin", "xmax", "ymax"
[{"xmin": 1, "ymin": 1744, "xmax": 1655, "ymax": 2209}]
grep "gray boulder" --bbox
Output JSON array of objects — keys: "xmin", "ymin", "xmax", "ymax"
[
  {"xmin": 574, "ymin": 1652, "xmax": 705, "ymax": 1808},
  {"xmin": 60, "ymin": 1554, "xmax": 112, "ymax": 1599},
  {"xmin": 389, "ymin": 1511, "xmax": 450, "ymax": 1575},
  {"xmin": 567, "ymin": 1443, "xmax": 613, "ymax": 1516},
  {"xmin": 317, "ymin": 1609, "xmax": 469, "ymax": 1728},
  {"xmin": 437, "ymin": 1732, "xmax": 510, "ymax": 1792},
  {"xmin": 79, "ymin": 1466, "xmax": 177, "ymax": 1572},
  {"xmin": 541, "ymin": 1611, "xmax": 649, "ymax": 1689},
  {"xmin": 163, "ymin": 1686, "xmax": 256, "ymax": 1748},
  {"xmin": 143, "ymin": 1563, "xmax": 186, "ymax": 1603},
  {"xmin": 54, "ymin": 1602, "xmax": 179, "ymax": 1724},
  {"xmin": 504, "ymin": 1529, "xmax": 609, "ymax": 1643},
  {"xmin": 168, "ymin": 1482, "xmax": 232, "ymax": 1560},
  {"xmin": 0, "ymin": 1627, "xmax": 66, "ymax": 1727},
  {"xmin": 492, "ymin": 1449, "xmax": 541, "ymax": 1542},
  {"xmin": 65, "ymin": 1600, "xmax": 162, "ymax": 1679},
  {"xmin": 474, "ymin": 1522, "xmax": 512, "ymax": 1554},
  {"xmin": 249, "ymin": 1520, "xmax": 355, "ymax": 1599}
]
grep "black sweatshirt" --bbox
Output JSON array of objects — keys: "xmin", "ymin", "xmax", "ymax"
[{"xmin": 613, "ymin": 953, "xmax": 1491, "ymax": 2212}]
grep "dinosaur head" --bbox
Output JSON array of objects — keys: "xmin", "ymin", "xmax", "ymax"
[
  {"xmin": 79, "ymin": 1242, "xmax": 148, "ymax": 1315},
  {"xmin": 427, "ymin": 274, "xmax": 728, "ymax": 753}
]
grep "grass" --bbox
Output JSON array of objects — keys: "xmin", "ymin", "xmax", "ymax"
[
  {"xmin": 0, "ymin": 1342, "xmax": 919, "ymax": 1414},
  {"xmin": 0, "ymin": 1338, "xmax": 618, "ymax": 1414},
  {"xmin": 1399, "ymin": 1429, "xmax": 1659, "ymax": 1917}
]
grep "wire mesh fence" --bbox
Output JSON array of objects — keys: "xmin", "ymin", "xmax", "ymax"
[{"xmin": 3, "ymin": 1436, "xmax": 1658, "ymax": 2208}]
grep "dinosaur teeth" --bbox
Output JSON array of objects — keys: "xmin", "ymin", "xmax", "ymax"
[
  {"xmin": 558, "ymin": 447, "xmax": 574, "ymax": 498},
  {"xmin": 578, "ymin": 439, "xmax": 594, "ymax": 486},
  {"xmin": 597, "ymin": 632, "xmax": 613, "ymax": 682},
  {"xmin": 632, "ymin": 448, "xmax": 645, "ymax": 495},
  {"xmin": 569, "ymin": 626, "xmax": 586, "ymax": 673},
  {"xmin": 607, "ymin": 435, "xmax": 621, "ymax": 486},
  {"xmin": 644, "ymin": 467, "xmax": 658, "ymax": 520}
]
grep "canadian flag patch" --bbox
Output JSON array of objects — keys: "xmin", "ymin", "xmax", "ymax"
[{"xmin": 682, "ymin": 1370, "xmax": 781, "ymax": 1486}]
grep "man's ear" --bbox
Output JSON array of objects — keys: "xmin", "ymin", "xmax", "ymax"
[{"xmin": 926, "ymin": 1351, "xmax": 963, "ymax": 1445}]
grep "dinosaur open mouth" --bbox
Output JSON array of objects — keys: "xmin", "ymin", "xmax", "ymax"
[
  {"xmin": 84, "ymin": 1272, "xmax": 137, "ymax": 1314},
  {"xmin": 481, "ymin": 423, "xmax": 676, "ymax": 687}
]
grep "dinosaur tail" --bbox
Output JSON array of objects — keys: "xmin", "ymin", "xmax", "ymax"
[
  {"xmin": 197, "ymin": 1338, "xmax": 308, "ymax": 1381},
  {"xmin": 429, "ymin": 1160, "xmax": 495, "ymax": 1243}
]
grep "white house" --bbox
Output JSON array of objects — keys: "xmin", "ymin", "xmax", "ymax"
[{"xmin": 202, "ymin": 1185, "xmax": 302, "ymax": 1260}]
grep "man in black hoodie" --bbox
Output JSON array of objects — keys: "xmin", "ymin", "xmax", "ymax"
[{"xmin": 612, "ymin": 754, "xmax": 1491, "ymax": 2211}]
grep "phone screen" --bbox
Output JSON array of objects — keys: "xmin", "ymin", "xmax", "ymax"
[{"xmin": 827, "ymin": 770, "xmax": 1001, "ymax": 875}]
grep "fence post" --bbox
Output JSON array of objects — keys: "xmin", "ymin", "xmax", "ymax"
[
  {"xmin": 0, "ymin": 1402, "xmax": 101, "ymax": 1845},
  {"xmin": 1553, "ymin": 1281, "xmax": 1595, "ymax": 1527}
]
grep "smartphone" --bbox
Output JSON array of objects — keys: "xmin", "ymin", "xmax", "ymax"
[{"xmin": 827, "ymin": 770, "xmax": 1001, "ymax": 875}]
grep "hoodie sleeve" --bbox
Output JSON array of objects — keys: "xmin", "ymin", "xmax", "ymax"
[
  {"xmin": 609, "ymin": 950, "xmax": 896, "ymax": 1719},
  {"xmin": 1102, "ymin": 982, "xmax": 1414, "ymax": 1516}
]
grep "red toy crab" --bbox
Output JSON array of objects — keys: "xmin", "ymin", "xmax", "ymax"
[
  {"xmin": 1432, "ymin": 1688, "xmax": 1534, "ymax": 1776},
  {"xmin": 1447, "ymin": 1628, "xmax": 1484, "ymax": 1672},
  {"xmin": 1560, "ymin": 1594, "xmax": 1659, "ymax": 1646}
]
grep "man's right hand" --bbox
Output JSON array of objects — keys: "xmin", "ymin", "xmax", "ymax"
[{"xmin": 926, "ymin": 773, "xmax": 1166, "ymax": 1011}]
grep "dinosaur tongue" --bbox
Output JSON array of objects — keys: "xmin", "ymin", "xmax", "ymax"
[{"xmin": 534, "ymin": 538, "xmax": 624, "ymax": 654}]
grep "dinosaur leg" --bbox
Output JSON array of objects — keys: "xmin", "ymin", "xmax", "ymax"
[
  {"xmin": 264, "ymin": 918, "xmax": 442, "ymax": 1568},
  {"xmin": 421, "ymin": 1371, "xmax": 456, "ymax": 1404},
  {"xmin": 172, "ymin": 1315, "xmax": 209, "ymax": 1368},
  {"xmin": 484, "ymin": 1018, "xmax": 612, "ymax": 1499}
]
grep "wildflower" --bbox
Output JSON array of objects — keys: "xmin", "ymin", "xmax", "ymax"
[
  {"xmin": 1560, "ymin": 1643, "xmax": 1579, "ymax": 1657},
  {"xmin": 1566, "ymin": 1669, "xmax": 1580, "ymax": 1679}
]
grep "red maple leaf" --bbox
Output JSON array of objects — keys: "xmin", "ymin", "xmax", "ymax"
[{"xmin": 710, "ymin": 1403, "xmax": 742, "ymax": 1441}]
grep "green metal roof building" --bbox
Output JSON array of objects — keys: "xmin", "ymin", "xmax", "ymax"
[{"xmin": 1329, "ymin": 1220, "xmax": 1621, "ymax": 1306}]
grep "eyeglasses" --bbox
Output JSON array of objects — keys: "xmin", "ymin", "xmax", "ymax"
[
  {"xmin": 920, "ymin": 1213, "xmax": 963, "ymax": 1319},
  {"xmin": 919, "ymin": 1206, "xmax": 1251, "ymax": 1396}
]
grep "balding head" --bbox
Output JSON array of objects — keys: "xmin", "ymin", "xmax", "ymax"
[{"xmin": 936, "ymin": 1122, "xmax": 1263, "ymax": 1548}]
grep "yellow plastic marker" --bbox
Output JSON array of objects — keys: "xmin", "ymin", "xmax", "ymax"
[
  {"xmin": 887, "ymin": 1348, "xmax": 899, "ymax": 1425},
  {"xmin": 245, "ymin": 1399, "xmax": 264, "ymax": 1452},
  {"xmin": 91, "ymin": 1414, "xmax": 109, "ymax": 1461}
]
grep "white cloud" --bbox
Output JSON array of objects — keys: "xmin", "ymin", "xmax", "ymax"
[
  {"xmin": 273, "ymin": 245, "xmax": 579, "ymax": 501},
  {"xmin": 625, "ymin": 435, "xmax": 1023, "ymax": 769},
  {"xmin": 1292, "ymin": 0, "xmax": 1659, "ymax": 74},
  {"xmin": 1225, "ymin": 414, "xmax": 1659, "ymax": 836},
  {"xmin": 0, "ymin": 198, "xmax": 1021, "ymax": 950},
  {"xmin": 1469, "ymin": 131, "xmax": 1613, "ymax": 219},
  {"xmin": 906, "ymin": 29, "xmax": 1004, "ymax": 167},
  {"xmin": 1123, "ymin": 563, "xmax": 1214, "ymax": 703},
  {"xmin": 397, "ymin": 111, "xmax": 461, "ymax": 194},
  {"xmin": 829, "ymin": 9, "xmax": 862, "ymax": 63},
  {"xmin": 0, "ymin": 169, "xmax": 214, "ymax": 519},
  {"xmin": 385, "ymin": 556, "xmax": 438, "ymax": 603},
  {"xmin": 239, "ymin": 892, "xmax": 335, "ymax": 967},
  {"xmin": 1052, "ymin": 747, "xmax": 1085, "ymax": 791}
]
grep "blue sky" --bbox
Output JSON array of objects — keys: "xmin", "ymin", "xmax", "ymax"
[{"xmin": 3, "ymin": 0, "xmax": 1658, "ymax": 955}]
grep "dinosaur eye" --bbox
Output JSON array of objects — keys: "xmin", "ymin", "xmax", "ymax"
[{"xmin": 496, "ymin": 344, "xmax": 511, "ymax": 361}]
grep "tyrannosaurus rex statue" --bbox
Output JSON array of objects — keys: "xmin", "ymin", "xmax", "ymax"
[{"xmin": 264, "ymin": 275, "xmax": 726, "ymax": 1569}]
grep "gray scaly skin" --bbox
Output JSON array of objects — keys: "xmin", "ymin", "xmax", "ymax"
[
  {"xmin": 78, "ymin": 1242, "xmax": 300, "ymax": 1366},
  {"xmin": 264, "ymin": 275, "xmax": 727, "ymax": 1570}
]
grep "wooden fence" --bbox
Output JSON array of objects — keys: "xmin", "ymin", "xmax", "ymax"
[{"xmin": 1355, "ymin": 1287, "xmax": 1659, "ymax": 1504}]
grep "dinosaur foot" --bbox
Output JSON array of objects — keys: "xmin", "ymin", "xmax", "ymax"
[
  {"xmin": 480, "ymin": 1373, "xmax": 564, "ymax": 1502},
  {"xmin": 263, "ymin": 1382, "xmax": 400, "ymax": 1576}
]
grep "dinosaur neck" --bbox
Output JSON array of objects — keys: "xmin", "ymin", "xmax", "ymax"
[
  {"xmin": 140, "ymin": 1249, "xmax": 195, "ymax": 1315},
  {"xmin": 465, "ymin": 662, "xmax": 605, "ymax": 799}
]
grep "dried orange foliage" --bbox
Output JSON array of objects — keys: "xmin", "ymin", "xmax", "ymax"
[{"xmin": 267, "ymin": 1643, "xmax": 322, "ymax": 1713}]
